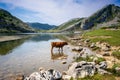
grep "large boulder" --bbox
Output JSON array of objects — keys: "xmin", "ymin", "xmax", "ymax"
[
  {"xmin": 25, "ymin": 69, "xmax": 62, "ymax": 80},
  {"xmin": 67, "ymin": 61, "xmax": 96, "ymax": 78}
]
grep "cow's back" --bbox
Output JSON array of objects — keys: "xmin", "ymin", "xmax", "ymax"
[{"xmin": 51, "ymin": 42, "xmax": 67, "ymax": 47}]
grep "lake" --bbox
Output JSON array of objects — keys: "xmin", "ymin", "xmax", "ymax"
[{"xmin": 0, "ymin": 34, "xmax": 75, "ymax": 79}]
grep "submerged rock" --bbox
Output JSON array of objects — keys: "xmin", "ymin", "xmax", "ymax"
[{"xmin": 61, "ymin": 61, "xmax": 67, "ymax": 64}]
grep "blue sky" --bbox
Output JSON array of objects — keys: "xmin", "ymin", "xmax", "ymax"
[{"xmin": 0, "ymin": 0, "xmax": 120, "ymax": 25}]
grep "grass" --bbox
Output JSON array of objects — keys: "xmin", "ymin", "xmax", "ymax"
[
  {"xmin": 75, "ymin": 56, "xmax": 93, "ymax": 62},
  {"xmin": 75, "ymin": 56, "xmax": 105, "ymax": 64},
  {"xmin": 70, "ymin": 74, "xmax": 116, "ymax": 80},
  {"xmin": 83, "ymin": 29, "xmax": 120, "ymax": 46},
  {"xmin": 112, "ymin": 51, "xmax": 120, "ymax": 59},
  {"xmin": 106, "ymin": 63, "xmax": 120, "ymax": 76}
]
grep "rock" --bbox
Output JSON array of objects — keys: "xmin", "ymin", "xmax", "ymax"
[
  {"xmin": 102, "ymin": 52, "xmax": 110, "ymax": 56},
  {"xmin": 39, "ymin": 67, "xmax": 44, "ymax": 71},
  {"xmin": 62, "ymin": 71, "xmax": 67, "ymax": 75},
  {"xmin": 102, "ymin": 47, "xmax": 110, "ymax": 51},
  {"xmin": 90, "ymin": 43, "xmax": 96, "ymax": 48},
  {"xmin": 16, "ymin": 74, "xmax": 24, "ymax": 80},
  {"xmin": 72, "ymin": 47, "xmax": 83, "ymax": 52},
  {"xmin": 62, "ymin": 75, "xmax": 71, "ymax": 80},
  {"xmin": 98, "ymin": 69, "xmax": 111, "ymax": 75},
  {"xmin": 84, "ymin": 39, "xmax": 90, "ymax": 43},
  {"xmin": 49, "ymin": 69, "xmax": 62, "ymax": 80},
  {"xmin": 67, "ymin": 61, "xmax": 96, "ymax": 78},
  {"xmin": 115, "ymin": 67, "xmax": 120, "ymax": 73},
  {"xmin": 93, "ymin": 57, "xmax": 98, "ymax": 62},
  {"xmin": 111, "ymin": 58, "xmax": 116, "ymax": 62},
  {"xmin": 99, "ymin": 61, "xmax": 107, "ymax": 69},
  {"xmin": 25, "ymin": 69, "xmax": 62, "ymax": 80},
  {"xmin": 62, "ymin": 61, "xmax": 67, "ymax": 64},
  {"xmin": 78, "ymin": 43, "xmax": 82, "ymax": 46},
  {"xmin": 25, "ymin": 72, "xmax": 41, "ymax": 80}
]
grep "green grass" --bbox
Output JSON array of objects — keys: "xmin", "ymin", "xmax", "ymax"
[
  {"xmin": 75, "ymin": 56, "xmax": 105, "ymax": 64},
  {"xmin": 83, "ymin": 29, "xmax": 120, "ymax": 46},
  {"xmin": 70, "ymin": 74, "xmax": 116, "ymax": 80},
  {"xmin": 106, "ymin": 63, "xmax": 120, "ymax": 76},
  {"xmin": 112, "ymin": 51, "xmax": 120, "ymax": 59}
]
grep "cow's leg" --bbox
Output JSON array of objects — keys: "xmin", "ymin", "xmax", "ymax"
[
  {"xmin": 61, "ymin": 47, "xmax": 63, "ymax": 52},
  {"xmin": 58, "ymin": 47, "xmax": 60, "ymax": 51},
  {"xmin": 51, "ymin": 46, "xmax": 53, "ymax": 52}
]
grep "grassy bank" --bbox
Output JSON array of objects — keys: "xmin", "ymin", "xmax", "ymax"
[
  {"xmin": 70, "ymin": 74, "xmax": 116, "ymax": 80},
  {"xmin": 83, "ymin": 29, "xmax": 120, "ymax": 46}
]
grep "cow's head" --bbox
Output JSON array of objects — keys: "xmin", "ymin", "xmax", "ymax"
[{"xmin": 64, "ymin": 42, "xmax": 68, "ymax": 45}]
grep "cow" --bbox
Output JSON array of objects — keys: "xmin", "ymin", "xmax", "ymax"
[{"xmin": 51, "ymin": 42, "xmax": 68, "ymax": 52}]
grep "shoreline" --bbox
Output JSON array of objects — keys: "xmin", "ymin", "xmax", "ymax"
[{"xmin": 0, "ymin": 35, "xmax": 30, "ymax": 42}]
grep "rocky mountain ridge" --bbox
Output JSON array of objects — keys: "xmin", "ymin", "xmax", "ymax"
[{"xmin": 53, "ymin": 4, "xmax": 120, "ymax": 32}]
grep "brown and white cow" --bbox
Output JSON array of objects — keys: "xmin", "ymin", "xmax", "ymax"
[{"xmin": 51, "ymin": 42, "xmax": 68, "ymax": 52}]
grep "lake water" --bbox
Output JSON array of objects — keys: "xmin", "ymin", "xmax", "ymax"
[{"xmin": 0, "ymin": 34, "xmax": 75, "ymax": 79}]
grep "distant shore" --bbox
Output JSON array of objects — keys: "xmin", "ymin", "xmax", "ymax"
[{"xmin": 0, "ymin": 36, "xmax": 26, "ymax": 42}]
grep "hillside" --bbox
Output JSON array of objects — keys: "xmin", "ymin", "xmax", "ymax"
[
  {"xmin": 0, "ymin": 8, "xmax": 35, "ymax": 33},
  {"xmin": 53, "ymin": 4, "xmax": 120, "ymax": 32},
  {"xmin": 81, "ymin": 4, "xmax": 120, "ymax": 29},
  {"xmin": 51, "ymin": 18, "xmax": 84, "ymax": 32},
  {"xmin": 27, "ymin": 22, "xmax": 56, "ymax": 30}
]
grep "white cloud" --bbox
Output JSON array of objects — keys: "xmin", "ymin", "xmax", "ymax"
[{"xmin": 0, "ymin": 0, "xmax": 116, "ymax": 25}]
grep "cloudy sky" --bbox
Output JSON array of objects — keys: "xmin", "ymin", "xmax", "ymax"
[{"xmin": 0, "ymin": 0, "xmax": 120, "ymax": 25}]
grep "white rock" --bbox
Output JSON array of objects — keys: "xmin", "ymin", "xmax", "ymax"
[
  {"xmin": 62, "ymin": 75, "xmax": 71, "ymax": 80},
  {"xmin": 61, "ymin": 61, "xmax": 67, "ymax": 64}
]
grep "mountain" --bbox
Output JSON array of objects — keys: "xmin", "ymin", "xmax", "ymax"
[
  {"xmin": 52, "ymin": 18, "xmax": 84, "ymax": 32},
  {"xmin": 0, "ymin": 8, "xmax": 35, "ymax": 33},
  {"xmin": 27, "ymin": 22, "xmax": 56, "ymax": 30},
  {"xmin": 53, "ymin": 4, "xmax": 120, "ymax": 32},
  {"xmin": 81, "ymin": 4, "xmax": 120, "ymax": 30}
]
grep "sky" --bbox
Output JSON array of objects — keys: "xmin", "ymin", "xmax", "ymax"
[{"xmin": 0, "ymin": 0, "xmax": 120, "ymax": 25}]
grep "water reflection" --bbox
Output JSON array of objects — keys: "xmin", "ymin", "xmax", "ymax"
[
  {"xmin": 0, "ymin": 34, "xmax": 74, "ymax": 79},
  {"xmin": 51, "ymin": 51, "xmax": 68, "ymax": 60},
  {"xmin": 29, "ymin": 34, "xmax": 55, "ymax": 42},
  {"xmin": 0, "ymin": 39, "xmax": 27, "ymax": 55}
]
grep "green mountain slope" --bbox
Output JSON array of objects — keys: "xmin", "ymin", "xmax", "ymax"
[
  {"xmin": 53, "ymin": 4, "xmax": 120, "ymax": 32},
  {"xmin": 0, "ymin": 8, "xmax": 35, "ymax": 33},
  {"xmin": 52, "ymin": 18, "xmax": 84, "ymax": 32}
]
